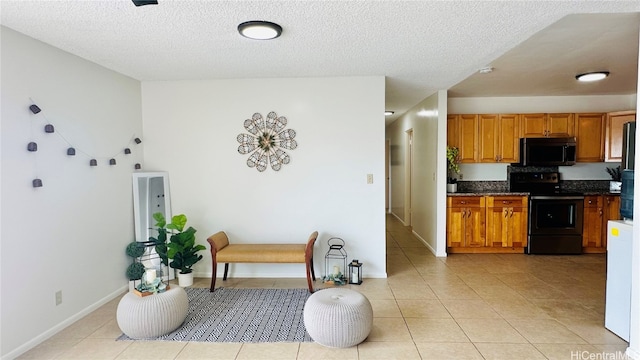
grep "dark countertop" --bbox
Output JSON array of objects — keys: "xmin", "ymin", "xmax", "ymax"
[
  {"xmin": 447, "ymin": 191, "xmax": 620, "ymax": 197},
  {"xmin": 448, "ymin": 191, "xmax": 528, "ymax": 196},
  {"xmin": 583, "ymin": 191, "xmax": 621, "ymax": 196}
]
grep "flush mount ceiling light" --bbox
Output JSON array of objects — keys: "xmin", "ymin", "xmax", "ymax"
[
  {"xmin": 238, "ymin": 21, "xmax": 282, "ymax": 40},
  {"xmin": 576, "ymin": 71, "xmax": 609, "ymax": 82},
  {"xmin": 384, "ymin": 111, "xmax": 394, "ymax": 116},
  {"xmin": 132, "ymin": 0, "xmax": 158, "ymax": 6}
]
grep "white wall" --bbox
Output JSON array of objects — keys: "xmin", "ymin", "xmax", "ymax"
[
  {"xmin": 386, "ymin": 91, "xmax": 448, "ymax": 256},
  {"xmin": 140, "ymin": 77, "xmax": 387, "ymax": 280},
  {"xmin": 449, "ymin": 95, "xmax": 637, "ymax": 181},
  {"xmin": 0, "ymin": 27, "xmax": 142, "ymax": 358}
]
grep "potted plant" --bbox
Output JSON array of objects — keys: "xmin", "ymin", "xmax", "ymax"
[
  {"xmin": 149, "ymin": 212, "xmax": 205, "ymax": 287},
  {"xmin": 606, "ymin": 165, "xmax": 622, "ymax": 193},
  {"xmin": 447, "ymin": 146, "xmax": 461, "ymax": 193}
]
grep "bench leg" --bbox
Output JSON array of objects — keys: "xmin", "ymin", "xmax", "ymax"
[
  {"xmin": 210, "ymin": 256, "xmax": 218, "ymax": 292},
  {"xmin": 223, "ymin": 263, "xmax": 229, "ymax": 281},
  {"xmin": 306, "ymin": 259, "xmax": 314, "ymax": 293}
]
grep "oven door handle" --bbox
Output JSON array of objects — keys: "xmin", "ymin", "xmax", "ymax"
[{"xmin": 529, "ymin": 195, "xmax": 584, "ymax": 200}]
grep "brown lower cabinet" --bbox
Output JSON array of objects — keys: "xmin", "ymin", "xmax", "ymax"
[
  {"xmin": 446, "ymin": 196, "xmax": 486, "ymax": 250},
  {"xmin": 486, "ymin": 196, "xmax": 528, "ymax": 249},
  {"xmin": 447, "ymin": 195, "xmax": 528, "ymax": 253},
  {"xmin": 583, "ymin": 194, "xmax": 621, "ymax": 253}
]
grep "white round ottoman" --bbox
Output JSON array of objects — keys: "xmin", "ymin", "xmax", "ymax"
[
  {"xmin": 303, "ymin": 288, "xmax": 373, "ymax": 348},
  {"xmin": 116, "ymin": 286, "xmax": 188, "ymax": 339}
]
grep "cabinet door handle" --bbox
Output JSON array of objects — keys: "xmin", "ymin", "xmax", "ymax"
[
  {"xmin": 599, "ymin": 210, "xmax": 603, "ymax": 216},
  {"xmin": 460, "ymin": 201, "xmax": 466, "ymax": 205},
  {"xmin": 509, "ymin": 209, "xmax": 514, "ymax": 217},
  {"xmin": 504, "ymin": 209, "xmax": 508, "ymax": 218}
]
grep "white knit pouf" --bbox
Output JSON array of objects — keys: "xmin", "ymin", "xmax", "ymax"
[
  {"xmin": 116, "ymin": 286, "xmax": 188, "ymax": 339},
  {"xmin": 303, "ymin": 288, "xmax": 373, "ymax": 348}
]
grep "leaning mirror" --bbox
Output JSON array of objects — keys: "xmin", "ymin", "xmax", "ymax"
[{"xmin": 132, "ymin": 172, "xmax": 172, "ymax": 281}]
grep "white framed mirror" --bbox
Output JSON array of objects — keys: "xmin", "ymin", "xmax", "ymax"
[
  {"xmin": 132, "ymin": 171, "xmax": 172, "ymax": 243},
  {"xmin": 132, "ymin": 172, "xmax": 173, "ymax": 283}
]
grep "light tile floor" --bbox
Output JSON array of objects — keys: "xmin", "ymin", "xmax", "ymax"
[{"xmin": 18, "ymin": 214, "xmax": 629, "ymax": 359}]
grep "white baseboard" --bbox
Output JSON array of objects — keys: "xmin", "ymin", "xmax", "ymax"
[
  {"xmin": 627, "ymin": 346, "xmax": 640, "ymax": 360},
  {"xmin": 2, "ymin": 285, "xmax": 127, "ymax": 360}
]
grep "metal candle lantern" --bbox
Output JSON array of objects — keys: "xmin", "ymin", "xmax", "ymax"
[
  {"xmin": 348, "ymin": 259, "xmax": 363, "ymax": 285},
  {"xmin": 324, "ymin": 237, "xmax": 347, "ymax": 283}
]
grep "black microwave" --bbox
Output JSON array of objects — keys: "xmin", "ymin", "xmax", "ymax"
[{"xmin": 516, "ymin": 137, "xmax": 577, "ymax": 166}]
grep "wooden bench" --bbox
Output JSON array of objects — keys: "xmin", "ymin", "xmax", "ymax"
[{"xmin": 206, "ymin": 231, "xmax": 318, "ymax": 293}]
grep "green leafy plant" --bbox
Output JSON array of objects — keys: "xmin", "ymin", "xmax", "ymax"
[
  {"xmin": 606, "ymin": 166, "xmax": 622, "ymax": 182},
  {"xmin": 125, "ymin": 241, "xmax": 145, "ymax": 280},
  {"xmin": 149, "ymin": 213, "xmax": 206, "ymax": 274},
  {"xmin": 446, "ymin": 146, "xmax": 461, "ymax": 184},
  {"xmin": 126, "ymin": 262, "xmax": 145, "ymax": 281},
  {"xmin": 125, "ymin": 241, "xmax": 145, "ymax": 258}
]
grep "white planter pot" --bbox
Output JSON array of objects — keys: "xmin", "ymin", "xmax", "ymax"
[
  {"xmin": 447, "ymin": 183, "xmax": 458, "ymax": 193},
  {"xmin": 610, "ymin": 181, "xmax": 622, "ymax": 193},
  {"xmin": 177, "ymin": 272, "xmax": 193, "ymax": 287}
]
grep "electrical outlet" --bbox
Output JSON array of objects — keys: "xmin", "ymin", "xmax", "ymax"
[
  {"xmin": 55, "ymin": 290, "xmax": 62, "ymax": 306},
  {"xmin": 459, "ymin": 173, "xmax": 463, "ymax": 180},
  {"xmin": 366, "ymin": 174, "xmax": 373, "ymax": 184}
]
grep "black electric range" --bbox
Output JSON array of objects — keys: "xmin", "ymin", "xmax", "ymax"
[{"xmin": 510, "ymin": 172, "xmax": 585, "ymax": 254}]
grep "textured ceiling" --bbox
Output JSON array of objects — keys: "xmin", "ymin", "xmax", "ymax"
[{"xmin": 1, "ymin": 1, "xmax": 639, "ymax": 124}]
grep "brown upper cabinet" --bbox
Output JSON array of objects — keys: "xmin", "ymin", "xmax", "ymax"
[
  {"xmin": 448, "ymin": 110, "xmax": 634, "ymax": 164},
  {"xmin": 520, "ymin": 113, "xmax": 575, "ymax": 138},
  {"xmin": 448, "ymin": 114, "xmax": 478, "ymax": 163},
  {"xmin": 575, "ymin": 113, "xmax": 605, "ymax": 162},
  {"xmin": 605, "ymin": 111, "xmax": 636, "ymax": 162},
  {"xmin": 478, "ymin": 114, "xmax": 519, "ymax": 163}
]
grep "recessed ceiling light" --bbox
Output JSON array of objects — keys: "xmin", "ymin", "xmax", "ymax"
[
  {"xmin": 238, "ymin": 21, "xmax": 282, "ymax": 40},
  {"xmin": 385, "ymin": 111, "xmax": 394, "ymax": 116},
  {"xmin": 576, "ymin": 71, "xmax": 609, "ymax": 82},
  {"xmin": 479, "ymin": 66, "xmax": 494, "ymax": 74}
]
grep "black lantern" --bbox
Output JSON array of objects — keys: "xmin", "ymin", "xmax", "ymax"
[
  {"xmin": 324, "ymin": 237, "xmax": 347, "ymax": 284},
  {"xmin": 348, "ymin": 259, "xmax": 363, "ymax": 285}
]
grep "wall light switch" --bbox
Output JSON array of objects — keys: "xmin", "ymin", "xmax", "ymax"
[{"xmin": 367, "ymin": 174, "xmax": 373, "ymax": 184}]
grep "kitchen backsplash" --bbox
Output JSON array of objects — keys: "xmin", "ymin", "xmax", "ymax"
[
  {"xmin": 456, "ymin": 165, "xmax": 611, "ymax": 193},
  {"xmin": 458, "ymin": 162, "xmax": 617, "ymax": 181}
]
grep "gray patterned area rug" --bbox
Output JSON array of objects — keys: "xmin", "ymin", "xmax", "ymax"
[{"xmin": 118, "ymin": 287, "xmax": 313, "ymax": 343}]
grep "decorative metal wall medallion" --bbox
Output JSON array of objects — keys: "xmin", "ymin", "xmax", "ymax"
[{"xmin": 237, "ymin": 112, "xmax": 297, "ymax": 172}]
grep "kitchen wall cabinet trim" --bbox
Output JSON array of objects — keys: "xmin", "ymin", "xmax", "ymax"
[{"xmin": 605, "ymin": 111, "xmax": 636, "ymax": 162}]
